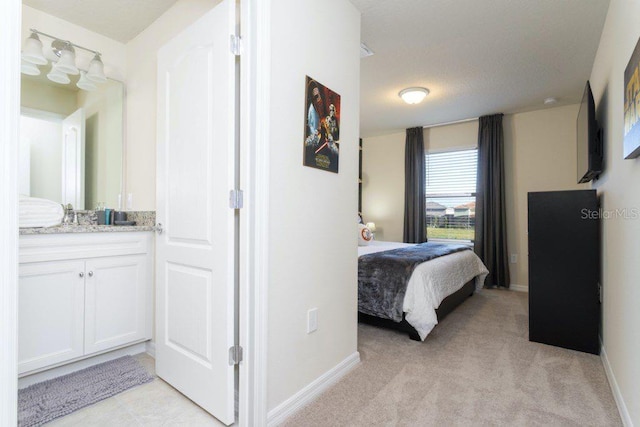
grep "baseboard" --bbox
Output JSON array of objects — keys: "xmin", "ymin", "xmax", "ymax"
[
  {"xmin": 601, "ymin": 343, "xmax": 634, "ymax": 426},
  {"xmin": 510, "ymin": 284, "xmax": 528, "ymax": 292},
  {"xmin": 267, "ymin": 351, "xmax": 360, "ymax": 426},
  {"xmin": 145, "ymin": 341, "xmax": 156, "ymax": 358},
  {"xmin": 18, "ymin": 342, "xmax": 148, "ymax": 388}
]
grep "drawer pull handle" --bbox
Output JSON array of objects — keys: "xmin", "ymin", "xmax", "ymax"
[
  {"xmin": 79, "ymin": 272, "xmax": 84, "ymax": 278},
  {"xmin": 88, "ymin": 271, "xmax": 94, "ymax": 277}
]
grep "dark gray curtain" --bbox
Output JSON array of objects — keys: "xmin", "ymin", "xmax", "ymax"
[
  {"xmin": 403, "ymin": 127, "xmax": 427, "ymax": 243},
  {"xmin": 475, "ymin": 114, "xmax": 510, "ymax": 288}
]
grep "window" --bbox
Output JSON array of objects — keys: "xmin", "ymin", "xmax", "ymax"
[{"xmin": 425, "ymin": 148, "xmax": 477, "ymax": 242}]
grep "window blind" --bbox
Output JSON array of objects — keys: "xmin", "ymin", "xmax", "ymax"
[
  {"xmin": 425, "ymin": 148, "xmax": 477, "ymax": 241},
  {"xmin": 425, "ymin": 148, "xmax": 478, "ymax": 196}
]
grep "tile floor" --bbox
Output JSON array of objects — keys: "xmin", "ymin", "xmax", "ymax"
[{"xmin": 46, "ymin": 354, "xmax": 225, "ymax": 426}]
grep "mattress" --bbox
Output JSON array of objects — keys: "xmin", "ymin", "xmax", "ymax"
[{"xmin": 358, "ymin": 240, "xmax": 489, "ymax": 340}]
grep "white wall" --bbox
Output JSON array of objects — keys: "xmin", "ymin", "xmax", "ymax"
[
  {"xmin": 362, "ymin": 105, "xmax": 585, "ymax": 288},
  {"xmin": 503, "ymin": 105, "xmax": 587, "ymax": 288},
  {"xmin": 266, "ymin": 0, "xmax": 360, "ymax": 412},
  {"xmin": 21, "ymin": 78, "xmax": 77, "ymax": 116},
  {"xmin": 361, "ymin": 132, "xmax": 405, "ymax": 241},
  {"xmin": 124, "ymin": 0, "xmax": 219, "ymax": 210},
  {"xmin": 77, "ymin": 80, "xmax": 124, "ymax": 208},
  {"xmin": 362, "ymin": 122, "xmax": 479, "ymax": 242},
  {"xmin": 0, "ymin": 1, "xmax": 20, "ymax": 422},
  {"xmin": 589, "ymin": 0, "xmax": 640, "ymax": 424},
  {"xmin": 20, "ymin": 116, "xmax": 63, "ymax": 202},
  {"xmin": 427, "ymin": 120, "xmax": 477, "ymax": 152},
  {"xmin": 362, "ymin": 122, "xmax": 478, "ymax": 241}
]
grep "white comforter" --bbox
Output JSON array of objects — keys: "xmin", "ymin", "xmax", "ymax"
[{"xmin": 358, "ymin": 241, "xmax": 489, "ymax": 340}]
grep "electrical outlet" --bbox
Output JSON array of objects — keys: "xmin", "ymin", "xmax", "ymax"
[
  {"xmin": 510, "ymin": 254, "xmax": 518, "ymax": 264},
  {"xmin": 307, "ymin": 308, "xmax": 318, "ymax": 333}
]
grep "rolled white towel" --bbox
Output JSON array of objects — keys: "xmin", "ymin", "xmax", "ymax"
[{"xmin": 19, "ymin": 196, "xmax": 64, "ymax": 228}]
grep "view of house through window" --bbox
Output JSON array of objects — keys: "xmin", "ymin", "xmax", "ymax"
[{"xmin": 425, "ymin": 148, "xmax": 478, "ymax": 242}]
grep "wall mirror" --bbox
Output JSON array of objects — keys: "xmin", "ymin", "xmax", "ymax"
[{"xmin": 20, "ymin": 64, "xmax": 124, "ymax": 210}]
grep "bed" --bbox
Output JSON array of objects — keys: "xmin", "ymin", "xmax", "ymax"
[{"xmin": 358, "ymin": 241, "xmax": 489, "ymax": 341}]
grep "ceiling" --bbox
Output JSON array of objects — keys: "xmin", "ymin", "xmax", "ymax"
[
  {"xmin": 352, "ymin": 0, "xmax": 610, "ymax": 137},
  {"xmin": 23, "ymin": 0, "xmax": 610, "ymax": 136},
  {"xmin": 23, "ymin": 0, "xmax": 177, "ymax": 43}
]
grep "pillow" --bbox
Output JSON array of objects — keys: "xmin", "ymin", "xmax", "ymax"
[{"xmin": 358, "ymin": 224, "xmax": 373, "ymax": 246}]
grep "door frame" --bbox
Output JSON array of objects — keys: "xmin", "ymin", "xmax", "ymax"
[
  {"xmin": 0, "ymin": 0, "xmax": 20, "ymax": 424},
  {"xmin": 238, "ymin": 0, "xmax": 270, "ymax": 425}
]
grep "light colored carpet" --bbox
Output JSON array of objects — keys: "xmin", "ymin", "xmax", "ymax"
[
  {"xmin": 284, "ymin": 289, "xmax": 621, "ymax": 426},
  {"xmin": 18, "ymin": 355, "xmax": 153, "ymax": 427}
]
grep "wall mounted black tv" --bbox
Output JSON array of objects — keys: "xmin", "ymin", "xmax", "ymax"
[{"xmin": 577, "ymin": 81, "xmax": 603, "ymax": 183}]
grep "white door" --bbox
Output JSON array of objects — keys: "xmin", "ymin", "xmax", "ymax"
[
  {"xmin": 61, "ymin": 108, "xmax": 85, "ymax": 209},
  {"xmin": 156, "ymin": 1, "xmax": 236, "ymax": 425},
  {"xmin": 84, "ymin": 255, "xmax": 149, "ymax": 355},
  {"xmin": 18, "ymin": 260, "xmax": 85, "ymax": 375}
]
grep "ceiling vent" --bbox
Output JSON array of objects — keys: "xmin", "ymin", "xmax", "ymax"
[{"xmin": 360, "ymin": 42, "xmax": 374, "ymax": 58}]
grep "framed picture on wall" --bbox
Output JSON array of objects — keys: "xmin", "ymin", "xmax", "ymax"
[
  {"xmin": 303, "ymin": 76, "xmax": 341, "ymax": 173},
  {"xmin": 624, "ymin": 36, "xmax": 640, "ymax": 159}
]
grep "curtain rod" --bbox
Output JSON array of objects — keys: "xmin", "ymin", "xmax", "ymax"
[{"xmin": 422, "ymin": 116, "xmax": 478, "ymax": 129}]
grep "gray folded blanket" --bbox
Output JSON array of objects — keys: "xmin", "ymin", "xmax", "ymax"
[{"xmin": 358, "ymin": 242, "xmax": 471, "ymax": 322}]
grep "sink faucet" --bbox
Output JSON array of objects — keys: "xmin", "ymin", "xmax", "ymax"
[{"xmin": 62, "ymin": 203, "xmax": 74, "ymax": 224}]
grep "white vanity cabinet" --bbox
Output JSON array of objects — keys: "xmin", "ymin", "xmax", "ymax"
[
  {"xmin": 18, "ymin": 231, "xmax": 153, "ymax": 376},
  {"xmin": 84, "ymin": 254, "xmax": 149, "ymax": 354},
  {"xmin": 18, "ymin": 260, "xmax": 86, "ymax": 374}
]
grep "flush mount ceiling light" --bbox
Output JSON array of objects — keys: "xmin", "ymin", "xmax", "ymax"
[
  {"xmin": 21, "ymin": 28, "xmax": 107, "ymax": 91},
  {"xmin": 544, "ymin": 97, "xmax": 558, "ymax": 105},
  {"xmin": 399, "ymin": 87, "xmax": 430, "ymax": 105}
]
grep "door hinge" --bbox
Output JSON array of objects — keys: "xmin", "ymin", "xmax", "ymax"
[
  {"xmin": 229, "ymin": 189, "xmax": 243, "ymax": 209},
  {"xmin": 230, "ymin": 35, "xmax": 242, "ymax": 56},
  {"xmin": 229, "ymin": 345, "xmax": 243, "ymax": 365}
]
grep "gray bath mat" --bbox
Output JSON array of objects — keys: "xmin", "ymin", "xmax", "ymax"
[{"xmin": 18, "ymin": 355, "xmax": 153, "ymax": 426}]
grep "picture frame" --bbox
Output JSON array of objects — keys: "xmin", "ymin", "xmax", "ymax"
[
  {"xmin": 303, "ymin": 76, "xmax": 341, "ymax": 173},
  {"xmin": 624, "ymin": 36, "xmax": 640, "ymax": 159}
]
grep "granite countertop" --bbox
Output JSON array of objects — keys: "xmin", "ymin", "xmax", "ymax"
[
  {"xmin": 19, "ymin": 211, "xmax": 156, "ymax": 235},
  {"xmin": 19, "ymin": 224, "xmax": 156, "ymax": 235}
]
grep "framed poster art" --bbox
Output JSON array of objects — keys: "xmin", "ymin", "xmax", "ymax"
[
  {"xmin": 303, "ymin": 76, "xmax": 341, "ymax": 173},
  {"xmin": 624, "ymin": 36, "xmax": 640, "ymax": 159}
]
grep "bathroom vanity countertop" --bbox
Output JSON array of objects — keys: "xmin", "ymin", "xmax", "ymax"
[{"xmin": 19, "ymin": 224, "xmax": 156, "ymax": 235}]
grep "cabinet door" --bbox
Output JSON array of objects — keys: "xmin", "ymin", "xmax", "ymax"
[
  {"xmin": 84, "ymin": 255, "xmax": 149, "ymax": 355},
  {"xmin": 19, "ymin": 260, "xmax": 85, "ymax": 374}
]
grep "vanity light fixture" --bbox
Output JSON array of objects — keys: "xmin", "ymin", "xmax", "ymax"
[
  {"xmin": 399, "ymin": 87, "xmax": 430, "ymax": 105},
  {"xmin": 51, "ymin": 40, "xmax": 79, "ymax": 75},
  {"xmin": 21, "ymin": 29, "xmax": 106, "ymax": 91},
  {"xmin": 22, "ymin": 33, "xmax": 47, "ymax": 65},
  {"xmin": 47, "ymin": 68, "xmax": 71, "ymax": 85},
  {"xmin": 77, "ymin": 71, "xmax": 97, "ymax": 91},
  {"xmin": 21, "ymin": 60, "xmax": 40, "ymax": 76},
  {"xmin": 87, "ymin": 54, "xmax": 107, "ymax": 83}
]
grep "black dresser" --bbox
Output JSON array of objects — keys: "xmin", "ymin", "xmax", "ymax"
[{"xmin": 528, "ymin": 190, "xmax": 600, "ymax": 354}]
